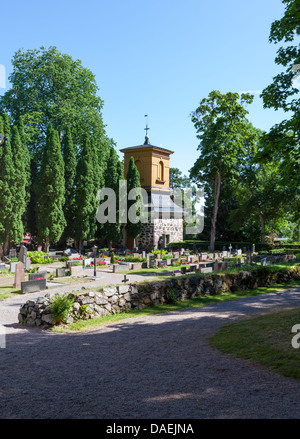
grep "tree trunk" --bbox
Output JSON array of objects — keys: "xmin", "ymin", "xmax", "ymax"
[
  {"xmin": 44, "ymin": 238, "xmax": 50, "ymax": 253},
  {"xmin": 248, "ymin": 184, "xmax": 265, "ymax": 244},
  {"xmin": 258, "ymin": 209, "xmax": 266, "ymax": 244},
  {"xmin": 3, "ymin": 234, "xmax": 9, "ymax": 256},
  {"xmin": 209, "ymin": 171, "xmax": 221, "ymax": 252}
]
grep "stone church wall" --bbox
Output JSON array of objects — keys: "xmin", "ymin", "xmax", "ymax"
[{"xmin": 136, "ymin": 218, "xmax": 183, "ymax": 250}]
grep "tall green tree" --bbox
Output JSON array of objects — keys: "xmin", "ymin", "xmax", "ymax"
[
  {"xmin": 0, "ymin": 116, "xmax": 14, "ymax": 257},
  {"xmin": 0, "ymin": 46, "xmax": 110, "ymax": 156},
  {"xmin": 125, "ymin": 157, "xmax": 144, "ymax": 246},
  {"xmin": 73, "ymin": 136, "xmax": 97, "ymax": 249},
  {"xmin": 62, "ymin": 126, "xmax": 76, "ymax": 240},
  {"xmin": 100, "ymin": 146, "xmax": 123, "ymax": 249},
  {"xmin": 35, "ymin": 122, "xmax": 66, "ymax": 252},
  {"xmin": 190, "ymin": 90, "xmax": 255, "ymax": 251},
  {"xmin": 169, "ymin": 168, "xmax": 191, "ymax": 189},
  {"xmin": 260, "ymin": 0, "xmax": 300, "ymax": 216},
  {"xmin": 9, "ymin": 126, "xmax": 28, "ymax": 244}
]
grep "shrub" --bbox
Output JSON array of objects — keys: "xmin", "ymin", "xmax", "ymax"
[
  {"xmin": 31, "ymin": 256, "xmax": 53, "ymax": 264},
  {"xmin": 166, "ymin": 289, "xmax": 178, "ymax": 304},
  {"xmin": 27, "ymin": 251, "xmax": 47, "ymax": 257},
  {"xmin": 118, "ymin": 255, "xmax": 146, "ymax": 263},
  {"xmin": 50, "ymin": 293, "xmax": 75, "ymax": 325},
  {"xmin": 59, "ymin": 256, "xmax": 69, "ymax": 262}
]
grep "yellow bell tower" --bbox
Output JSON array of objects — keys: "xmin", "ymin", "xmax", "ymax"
[
  {"xmin": 120, "ymin": 121, "xmax": 184, "ymax": 250},
  {"xmin": 120, "ymin": 123, "xmax": 173, "ymax": 194}
]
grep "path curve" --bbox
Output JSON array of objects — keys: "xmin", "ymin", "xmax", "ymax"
[{"xmin": 0, "ymin": 283, "xmax": 300, "ymax": 419}]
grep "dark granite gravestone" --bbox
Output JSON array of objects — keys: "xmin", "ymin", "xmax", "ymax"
[
  {"xmin": 157, "ymin": 260, "xmax": 164, "ymax": 268},
  {"xmin": 147, "ymin": 254, "xmax": 155, "ymax": 269},
  {"xmin": 21, "ymin": 278, "xmax": 47, "ymax": 294},
  {"xmin": 18, "ymin": 245, "xmax": 27, "ymax": 265},
  {"xmin": 28, "ymin": 271, "xmax": 47, "ymax": 281}
]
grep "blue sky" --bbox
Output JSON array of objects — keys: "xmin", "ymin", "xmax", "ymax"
[{"xmin": 0, "ymin": 0, "xmax": 289, "ymax": 175}]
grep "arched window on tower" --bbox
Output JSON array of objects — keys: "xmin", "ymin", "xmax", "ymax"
[{"xmin": 158, "ymin": 160, "xmax": 164, "ymax": 181}]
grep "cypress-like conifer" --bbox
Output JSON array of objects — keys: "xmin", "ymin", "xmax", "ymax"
[
  {"xmin": 125, "ymin": 156, "xmax": 144, "ymax": 243},
  {"xmin": 35, "ymin": 122, "xmax": 66, "ymax": 251}
]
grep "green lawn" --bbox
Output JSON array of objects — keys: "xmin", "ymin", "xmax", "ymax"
[{"xmin": 210, "ymin": 306, "xmax": 300, "ymax": 382}]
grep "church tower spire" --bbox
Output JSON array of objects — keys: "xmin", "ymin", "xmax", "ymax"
[{"xmin": 144, "ymin": 114, "xmax": 150, "ymax": 145}]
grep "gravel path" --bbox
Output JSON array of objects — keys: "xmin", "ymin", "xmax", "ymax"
[{"xmin": 0, "ymin": 280, "xmax": 300, "ymax": 419}]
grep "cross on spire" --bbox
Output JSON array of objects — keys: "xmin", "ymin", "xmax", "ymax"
[{"xmin": 144, "ymin": 114, "xmax": 150, "ymax": 145}]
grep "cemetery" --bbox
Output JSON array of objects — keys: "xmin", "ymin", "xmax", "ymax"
[{"xmin": 0, "ymin": 238, "xmax": 297, "ymax": 329}]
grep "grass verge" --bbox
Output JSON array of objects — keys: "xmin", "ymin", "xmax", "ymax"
[
  {"xmin": 210, "ymin": 306, "xmax": 300, "ymax": 382},
  {"xmin": 56, "ymin": 279, "xmax": 300, "ymax": 333}
]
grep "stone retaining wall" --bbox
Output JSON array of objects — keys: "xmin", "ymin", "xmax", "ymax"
[{"xmin": 18, "ymin": 265, "xmax": 300, "ymax": 328}]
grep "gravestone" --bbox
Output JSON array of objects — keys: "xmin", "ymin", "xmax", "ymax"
[
  {"xmin": 14, "ymin": 261, "xmax": 25, "ymax": 289},
  {"xmin": 166, "ymin": 258, "xmax": 172, "ymax": 265},
  {"xmin": 157, "ymin": 260, "xmax": 164, "ymax": 268},
  {"xmin": 113, "ymin": 264, "xmax": 129, "ymax": 272},
  {"xmin": 10, "ymin": 262, "xmax": 17, "ymax": 273},
  {"xmin": 200, "ymin": 267, "xmax": 213, "ymax": 273},
  {"xmin": 56, "ymin": 267, "xmax": 66, "ymax": 277},
  {"xmin": 172, "ymin": 252, "xmax": 180, "ymax": 259},
  {"xmin": 147, "ymin": 254, "xmax": 156, "ymax": 269},
  {"xmin": 9, "ymin": 248, "xmax": 17, "ymax": 259},
  {"xmin": 200, "ymin": 253, "xmax": 207, "ymax": 260},
  {"xmin": 0, "ymin": 264, "xmax": 5, "ymax": 270},
  {"xmin": 21, "ymin": 279, "xmax": 47, "ymax": 294},
  {"xmin": 189, "ymin": 264, "xmax": 197, "ymax": 272},
  {"xmin": 237, "ymin": 249, "xmax": 242, "ymax": 255},
  {"xmin": 131, "ymin": 262, "xmax": 144, "ymax": 270},
  {"xmin": 18, "ymin": 245, "xmax": 27, "ymax": 265},
  {"xmin": 83, "ymin": 258, "xmax": 93, "ymax": 267},
  {"xmin": 28, "ymin": 271, "xmax": 47, "ymax": 281},
  {"xmin": 25, "ymin": 258, "xmax": 31, "ymax": 271},
  {"xmin": 70, "ymin": 265, "xmax": 83, "ymax": 276},
  {"xmin": 181, "ymin": 266, "xmax": 187, "ymax": 274},
  {"xmin": 213, "ymin": 262, "xmax": 221, "ymax": 272}
]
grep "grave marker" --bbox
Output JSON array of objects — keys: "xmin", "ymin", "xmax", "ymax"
[
  {"xmin": 56, "ymin": 267, "xmax": 66, "ymax": 277},
  {"xmin": 14, "ymin": 261, "xmax": 25, "ymax": 289},
  {"xmin": 21, "ymin": 279, "xmax": 47, "ymax": 294},
  {"xmin": 147, "ymin": 254, "xmax": 156, "ymax": 269},
  {"xmin": 18, "ymin": 245, "xmax": 27, "ymax": 266},
  {"xmin": 28, "ymin": 271, "xmax": 47, "ymax": 281}
]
